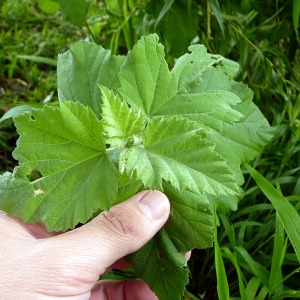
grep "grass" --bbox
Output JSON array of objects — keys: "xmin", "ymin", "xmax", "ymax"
[
  {"xmin": 1, "ymin": 0, "xmax": 300, "ymax": 299},
  {"xmin": 0, "ymin": 0, "xmax": 84, "ymax": 107},
  {"xmin": 0, "ymin": 0, "xmax": 85, "ymax": 171}
]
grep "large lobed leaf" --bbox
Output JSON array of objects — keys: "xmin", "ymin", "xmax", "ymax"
[
  {"xmin": 0, "ymin": 34, "xmax": 274, "ymax": 300},
  {"xmin": 0, "ymin": 102, "xmax": 119, "ymax": 230},
  {"xmin": 57, "ymin": 41, "xmax": 125, "ymax": 117},
  {"xmin": 122, "ymin": 116, "xmax": 239, "ymax": 196}
]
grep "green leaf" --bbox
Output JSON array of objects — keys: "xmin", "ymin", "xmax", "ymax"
[
  {"xmin": 116, "ymin": 173, "xmax": 143, "ymax": 204},
  {"xmin": 127, "ymin": 228, "xmax": 189, "ymax": 300},
  {"xmin": 38, "ymin": 0, "xmax": 87, "ymax": 26},
  {"xmin": 118, "ymin": 34, "xmax": 273, "ymax": 212},
  {"xmin": 119, "ymin": 34, "xmax": 176, "ymax": 115},
  {"xmin": 154, "ymin": 0, "xmax": 175, "ymax": 30},
  {"xmin": 58, "ymin": 0, "xmax": 87, "ymax": 27},
  {"xmin": 0, "ymin": 172, "xmax": 35, "ymax": 213},
  {"xmin": 209, "ymin": 91, "xmax": 275, "ymax": 184},
  {"xmin": 177, "ymin": 61, "xmax": 274, "ymax": 207},
  {"xmin": 235, "ymin": 246, "xmax": 270, "ymax": 288},
  {"xmin": 100, "ymin": 85, "xmax": 146, "ymax": 148},
  {"xmin": 120, "ymin": 34, "xmax": 244, "ymax": 133},
  {"xmin": 57, "ymin": 41, "xmax": 125, "ymax": 116},
  {"xmin": 38, "ymin": 0, "xmax": 60, "ymax": 14},
  {"xmin": 122, "ymin": 116, "xmax": 239, "ymax": 196},
  {"xmin": 163, "ymin": 183, "xmax": 213, "ymax": 251},
  {"xmin": 154, "ymin": 90, "xmax": 243, "ymax": 133},
  {"xmin": 215, "ymin": 56, "xmax": 240, "ymax": 79},
  {"xmin": 147, "ymin": 0, "xmax": 198, "ymax": 57},
  {"xmin": 171, "ymin": 44, "xmax": 223, "ymax": 90},
  {"xmin": 272, "ymin": 290, "xmax": 300, "ymax": 299},
  {"xmin": 0, "ymin": 102, "xmax": 119, "ymax": 230}
]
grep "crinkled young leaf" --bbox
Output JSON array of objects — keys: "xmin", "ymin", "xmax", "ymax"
[
  {"xmin": 0, "ymin": 101, "xmax": 119, "ymax": 230},
  {"xmin": 57, "ymin": 41, "xmax": 125, "ymax": 116},
  {"xmin": 100, "ymin": 85, "xmax": 146, "ymax": 148},
  {"xmin": 122, "ymin": 116, "xmax": 239, "ymax": 196}
]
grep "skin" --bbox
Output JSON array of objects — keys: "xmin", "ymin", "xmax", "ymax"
[{"xmin": 0, "ymin": 190, "xmax": 171, "ymax": 300}]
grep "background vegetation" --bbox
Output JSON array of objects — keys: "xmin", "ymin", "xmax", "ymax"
[{"xmin": 0, "ymin": 0, "xmax": 299, "ymax": 299}]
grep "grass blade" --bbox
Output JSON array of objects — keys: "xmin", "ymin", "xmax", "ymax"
[
  {"xmin": 245, "ymin": 164, "xmax": 300, "ymax": 263},
  {"xmin": 293, "ymin": 0, "xmax": 300, "ymax": 39},
  {"xmin": 221, "ymin": 247, "xmax": 247, "ymax": 299},
  {"xmin": 17, "ymin": 55, "xmax": 57, "ymax": 66},
  {"xmin": 154, "ymin": 0, "xmax": 175, "ymax": 30},
  {"xmin": 208, "ymin": 0, "xmax": 224, "ymax": 35},
  {"xmin": 245, "ymin": 277, "xmax": 261, "ymax": 300},
  {"xmin": 235, "ymin": 246, "xmax": 270, "ymax": 288},
  {"xmin": 256, "ymin": 286, "xmax": 269, "ymax": 300},
  {"xmin": 269, "ymin": 214, "xmax": 286, "ymax": 293},
  {"xmin": 0, "ymin": 104, "xmax": 44, "ymax": 123},
  {"xmin": 272, "ymin": 290, "xmax": 300, "ymax": 299},
  {"xmin": 213, "ymin": 202, "xmax": 230, "ymax": 300}
]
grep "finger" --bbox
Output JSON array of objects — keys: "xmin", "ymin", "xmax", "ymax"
[
  {"xmin": 90, "ymin": 279, "xmax": 158, "ymax": 300},
  {"xmin": 0, "ymin": 210, "xmax": 53, "ymax": 239},
  {"xmin": 41, "ymin": 190, "xmax": 170, "ymax": 279},
  {"xmin": 186, "ymin": 251, "xmax": 192, "ymax": 261},
  {"xmin": 104, "ymin": 258, "xmax": 132, "ymax": 274}
]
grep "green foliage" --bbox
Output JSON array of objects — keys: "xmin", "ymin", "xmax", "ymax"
[
  {"xmin": 38, "ymin": 0, "xmax": 87, "ymax": 26},
  {"xmin": 1, "ymin": 0, "xmax": 300, "ymax": 299},
  {"xmin": 293, "ymin": 0, "xmax": 300, "ymax": 39},
  {"xmin": 246, "ymin": 164, "xmax": 300, "ymax": 263},
  {"xmin": 0, "ymin": 34, "xmax": 273, "ymax": 299},
  {"xmin": 0, "ymin": 0, "xmax": 83, "ymax": 107},
  {"xmin": 1, "ymin": 102, "xmax": 118, "ymax": 229}
]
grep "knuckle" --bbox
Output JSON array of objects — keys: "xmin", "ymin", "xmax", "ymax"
[{"xmin": 99, "ymin": 207, "xmax": 142, "ymax": 240}]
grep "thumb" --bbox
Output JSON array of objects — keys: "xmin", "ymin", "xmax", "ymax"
[{"xmin": 44, "ymin": 190, "xmax": 170, "ymax": 278}]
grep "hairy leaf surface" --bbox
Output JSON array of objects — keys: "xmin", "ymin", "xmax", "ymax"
[
  {"xmin": 100, "ymin": 86, "xmax": 146, "ymax": 148},
  {"xmin": 123, "ymin": 117, "xmax": 239, "ymax": 196}
]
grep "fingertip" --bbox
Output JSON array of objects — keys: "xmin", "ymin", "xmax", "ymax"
[{"xmin": 139, "ymin": 190, "xmax": 170, "ymax": 220}]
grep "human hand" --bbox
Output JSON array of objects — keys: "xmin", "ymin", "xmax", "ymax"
[{"xmin": 0, "ymin": 190, "xmax": 170, "ymax": 300}]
